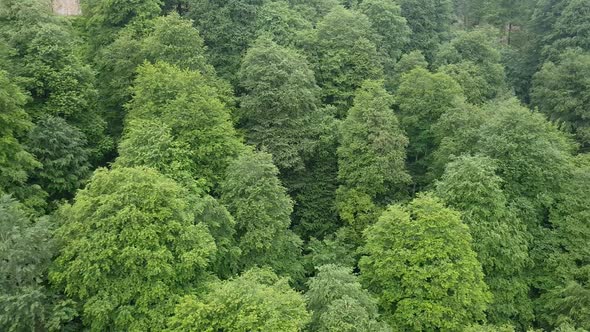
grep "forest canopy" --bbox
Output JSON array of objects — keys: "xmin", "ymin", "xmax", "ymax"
[{"xmin": 0, "ymin": 0, "xmax": 589, "ymax": 331}]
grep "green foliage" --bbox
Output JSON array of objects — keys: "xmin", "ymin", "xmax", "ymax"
[
  {"xmin": 27, "ymin": 116, "xmax": 91, "ymax": 202},
  {"xmin": 239, "ymin": 37, "xmax": 319, "ymax": 171},
  {"xmin": 388, "ymin": 50, "xmax": 428, "ymax": 89},
  {"xmin": 168, "ymin": 268, "xmax": 310, "ymax": 331},
  {"xmin": 0, "ymin": 70, "xmax": 40, "ymax": 198},
  {"xmin": 255, "ymin": 1, "xmax": 312, "ymax": 47},
  {"xmin": 306, "ymin": 264, "xmax": 387, "ymax": 331},
  {"xmin": 0, "ymin": 3, "xmax": 111, "ymax": 163},
  {"xmin": 435, "ymin": 155, "xmax": 533, "ymax": 326},
  {"xmin": 50, "ymin": 167, "xmax": 216, "ymax": 331},
  {"xmin": 96, "ymin": 12, "xmax": 227, "ymax": 138},
  {"xmin": 338, "ymin": 80, "xmax": 410, "ymax": 200},
  {"xmin": 398, "ymin": 0, "xmax": 453, "ymax": 61},
  {"xmin": 537, "ymin": 155, "xmax": 590, "ymax": 330},
  {"xmin": 220, "ymin": 150, "xmax": 303, "ymax": 278},
  {"xmin": 126, "ymin": 62, "xmax": 243, "ymax": 190},
  {"xmin": 0, "ymin": 195, "xmax": 55, "ymax": 331},
  {"xmin": 543, "ymin": 0, "xmax": 590, "ymax": 59},
  {"xmin": 311, "ymin": 6, "xmax": 383, "ymax": 115},
  {"xmin": 531, "ymin": 48, "xmax": 590, "ymax": 148},
  {"xmin": 187, "ymin": 0, "xmax": 268, "ymax": 83},
  {"xmin": 435, "ymin": 29, "xmax": 508, "ymax": 104},
  {"xmin": 395, "ymin": 67, "xmax": 463, "ymax": 187},
  {"xmin": 360, "ymin": 194, "xmax": 491, "ymax": 331},
  {"xmin": 115, "ymin": 120, "xmax": 195, "ymax": 186},
  {"xmin": 82, "ymin": 0, "xmax": 163, "ymax": 50}
]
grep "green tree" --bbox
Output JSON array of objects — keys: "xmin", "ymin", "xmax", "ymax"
[
  {"xmin": 27, "ymin": 116, "xmax": 91, "ymax": 202},
  {"xmin": 359, "ymin": 194, "xmax": 491, "ymax": 331},
  {"xmin": 82, "ymin": 0, "xmax": 163, "ymax": 51},
  {"xmin": 531, "ymin": 48, "xmax": 590, "ymax": 148},
  {"xmin": 543, "ymin": 0, "xmax": 590, "ymax": 59},
  {"xmin": 167, "ymin": 268, "xmax": 310, "ymax": 331},
  {"xmin": 290, "ymin": 0, "xmax": 340, "ymax": 24},
  {"xmin": 50, "ymin": 167, "xmax": 217, "ymax": 331},
  {"xmin": 337, "ymin": 80, "xmax": 410, "ymax": 237},
  {"xmin": 187, "ymin": 0, "xmax": 268, "ymax": 83},
  {"xmin": 96, "ymin": 13, "xmax": 228, "ymax": 138},
  {"xmin": 435, "ymin": 155, "xmax": 533, "ymax": 327},
  {"xmin": 311, "ymin": 6, "xmax": 383, "ymax": 116},
  {"xmin": 398, "ymin": 0, "xmax": 453, "ymax": 61},
  {"xmin": 220, "ymin": 150, "xmax": 303, "ymax": 279},
  {"xmin": 0, "ymin": 70, "xmax": 43, "ymax": 210},
  {"xmin": 388, "ymin": 50, "xmax": 428, "ymax": 89},
  {"xmin": 394, "ymin": 67, "xmax": 464, "ymax": 188},
  {"xmin": 0, "ymin": 195, "xmax": 57, "ymax": 331},
  {"xmin": 255, "ymin": 1, "xmax": 312, "ymax": 47},
  {"xmin": 435, "ymin": 29, "xmax": 508, "ymax": 104},
  {"xmin": 238, "ymin": 37, "xmax": 319, "ymax": 171},
  {"xmin": 537, "ymin": 154, "xmax": 590, "ymax": 330},
  {"xmin": 306, "ymin": 264, "xmax": 388, "ymax": 331},
  {"xmin": 126, "ymin": 62, "xmax": 243, "ymax": 190}
]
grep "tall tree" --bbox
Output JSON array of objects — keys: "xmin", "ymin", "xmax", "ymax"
[
  {"xmin": 0, "ymin": 70, "xmax": 43, "ymax": 210},
  {"xmin": 0, "ymin": 1, "xmax": 111, "ymax": 163},
  {"xmin": 394, "ymin": 67, "xmax": 464, "ymax": 188},
  {"xmin": 536, "ymin": 154, "xmax": 590, "ymax": 330},
  {"xmin": 220, "ymin": 150, "xmax": 303, "ymax": 279},
  {"xmin": 337, "ymin": 80, "xmax": 410, "ymax": 238},
  {"xmin": 26, "ymin": 116, "xmax": 91, "ymax": 203},
  {"xmin": 50, "ymin": 167, "xmax": 216, "ymax": 331},
  {"xmin": 306, "ymin": 264, "xmax": 388, "ymax": 331},
  {"xmin": 255, "ymin": 1, "xmax": 312, "ymax": 47},
  {"xmin": 187, "ymin": 0, "xmax": 269, "ymax": 83},
  {"xmin": 168, "ymin": 268, "xmax": 310, "ymax": 331},
  {"xmin": 0, "ymin": 195, "xmax": 57, "ymax": 331},
  {"xmin": 435, "ymin": 28, "xmax": 508, "ymax": 104},
  {"xmin": 543, "ymin": 0, "xmax": 590, "ymax": 59},
  {"xmin": 238, "ymin": 37, "xmax": 319, "ymax": 172},
  {"xmin": 435, "ymin": 155, "xmax": 533, "ymax": 327},
  {"xmin": 96, "ymin": 12, "xmax": 229, "ymax": 139},
  {"xmin": 398, "ymin": 0, "xmax": 453, "ymax": 61},
  {"xmin": 126, "ymin": 62, "xmax": 243, "ymax": 190},
  {"xmin": 360, "ymin": 194, "xmax": 491, "ymax": 331},
  {"xmin": 311, "ymin": 6, "xmax": 382, "ymax": 116},
  {"xmin": 531, "ymin": 48, "xmax": 590, "ymax": 149}
]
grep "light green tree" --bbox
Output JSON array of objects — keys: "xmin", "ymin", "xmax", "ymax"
[
  {"xmin": 167, "ymin": 268, "xmax": 310, "ymax": 332},
  {"xmin": 50, "ymin": 167, "xmax": 216, "ymax": 331},
  {"xmin": 435, "ymin": 155, "xmax": 533, "ymax": 327},
  {"xmin": 126, "ymin": 62, "xmax": 243, "ymax": 190},
  {"xmin": 360, "ymin": 194, "xmax": 491, "ymax": 331}
]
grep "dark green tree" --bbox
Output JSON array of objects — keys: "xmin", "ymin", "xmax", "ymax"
[
  {"xmin": 50, "ymin": 167, "xmax": 216, "ymax": 331},
  {"xmin": 435, "ymin": 155, "xmax": 533, "ymax": 327},
  {"xmin": 168, "ymin": 268, "xmax": 310, "ymax": 331},
  {"xmin": 531, "ymin": 48, "xmax": 590, "ymax": 148},
  {"xmin": 238, "ymin": 37, "xmax": 319, "ymax": 172},
  {"xmin": 0, "ymin": 195, "xmax": 59, "ymax": 331},
  {"xmin": 220, "ymin": 150, "xmax": 303, "ymax": 279},
  {"xmin": 398, "ymin": 0, "xmax": 453, "ymax": 61},
  {"xmin": 255, "ymin": 1, "xmax": 312, "ymax": 47},
  {"xmin": 360, "ymin": 194, "xmax": 491, "ymax": 331},
  {"xmin": 187, "ymin": 0, "xmax": 268, "ymax": 83},
  {"xmin": 337, "ymin": 80, "xmax": 410, "ymax": 238},
  {"xmin": 435, "ymin": 28, "xmax": 508, "ymax": 104},
  {"xmin": 311, "ymin": 6, "xmax": 383, "ymax": 116},
  {"xmin": 536, "ymin": 154, "xmax": 590, "ymax": 330},
  {"xmin": 394, "ymin": 67, "xmax": 464, "ymax": 188},
  {"xmin": 126, "ymin": 62, "xmax": 243, "ymax": 190},
  {"xmin": 543, "ymin": 0, "xmax": 590, "ymax": 59},
  {"xmin": 27, "ymin": 116, "xmax": 91, "ymax": 202}
]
